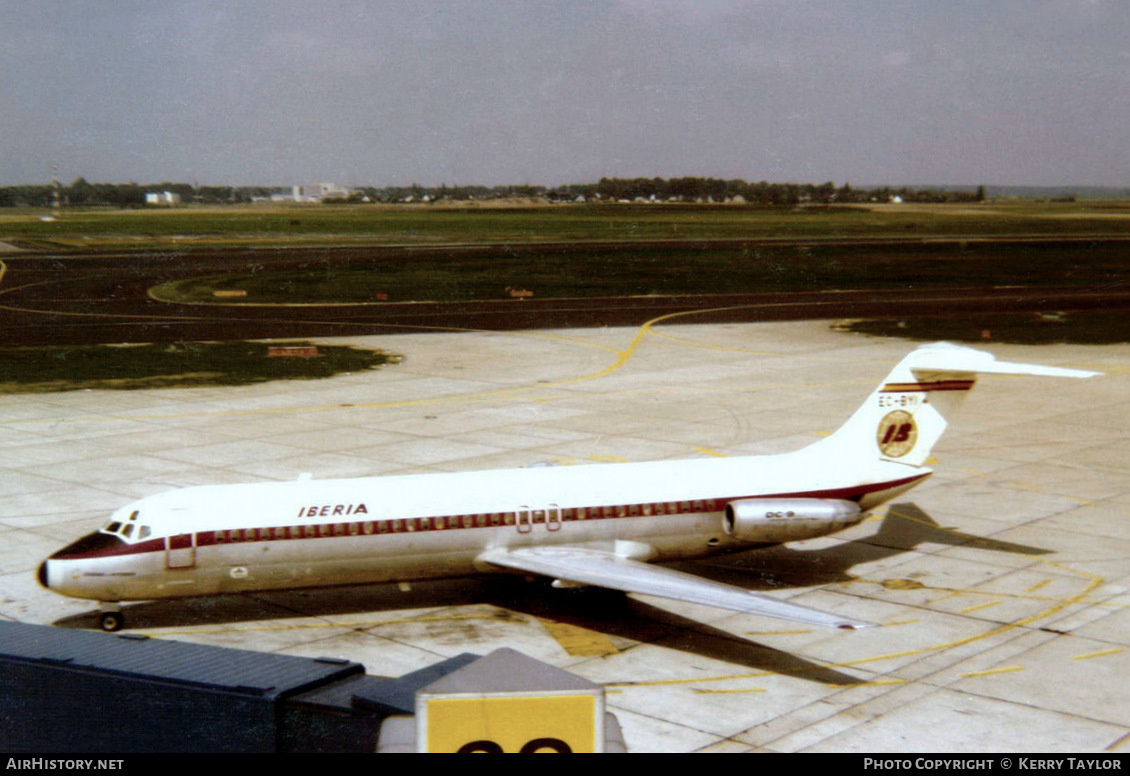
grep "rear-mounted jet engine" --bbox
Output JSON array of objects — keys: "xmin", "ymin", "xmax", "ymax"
[{"xmin": 724, "ymin": 498, "xmax": 862, "ymax": 543}]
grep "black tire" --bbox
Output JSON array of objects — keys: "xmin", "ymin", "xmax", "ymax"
[{"xmin": 99, "ymin": 611, "xmax": 124, "ymax": 632}]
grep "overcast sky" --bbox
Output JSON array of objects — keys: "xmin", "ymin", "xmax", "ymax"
[{"xmin": 2, "ymin": 1, "xmax": 1127, "ymax": 188}]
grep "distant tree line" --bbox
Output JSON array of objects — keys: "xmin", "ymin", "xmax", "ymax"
[
  {"xmin": 0, "ymin": 176, "xmax": 991, "ymax": 208},
  {"xmin": 0, "ymin": 178, "xmax": 281, "ymax": 208}
]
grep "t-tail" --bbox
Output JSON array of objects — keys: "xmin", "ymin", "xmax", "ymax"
[{"xmin": 811, "ymin": 342, "xmax": 1098, "ymax": 469}]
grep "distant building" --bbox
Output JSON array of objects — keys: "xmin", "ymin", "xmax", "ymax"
[
  {"xmin": 255, "ymin": 184, "xmax": 359, "ymax": 203},
  {"xmin": 145, "ymin": 191, "xmax": 182, "ymax": 207},
  {"xmin": 294, "ymin": 183, "xmax": 352, "ymax": 202}
]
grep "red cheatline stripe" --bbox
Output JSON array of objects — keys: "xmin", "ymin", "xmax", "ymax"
[
  {"xmin": 881, "ymin": 380, "xmax": 975, "ymax": 393},
  {"xmin": 51, "ymin": 473, "xmax": 931, "ymax": 560}
]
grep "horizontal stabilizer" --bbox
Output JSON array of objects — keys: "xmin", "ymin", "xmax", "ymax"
[
  {"xmin": 478, "ymin": 546, "xmax": 874, "ymax": 629},
  {"xmin": 903, "ymin": 342, "xmax": 1100, "ymax": 379}
]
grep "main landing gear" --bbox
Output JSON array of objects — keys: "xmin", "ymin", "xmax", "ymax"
[{"xmin": 97, "ymin": 605, "xmax": 124, "ymax": 632}]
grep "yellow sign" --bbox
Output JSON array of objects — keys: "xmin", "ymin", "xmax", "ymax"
[{"xmin": 425, "ymin": 693, "xmax": 597, "ymax": 753}]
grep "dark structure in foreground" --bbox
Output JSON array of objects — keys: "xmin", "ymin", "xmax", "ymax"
[{"xmin": 0, "ymin": 620, "xmax": 473, "ymax": 753}]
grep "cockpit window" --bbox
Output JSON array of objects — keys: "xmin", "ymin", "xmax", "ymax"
[{"xmin": 100, "ymin": 519, "xmax": 152, "ymax": 543}]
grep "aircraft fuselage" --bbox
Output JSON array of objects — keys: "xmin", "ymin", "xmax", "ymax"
[{"xmin": 39, "ymin": 455, "xmax": 924, "ymax": 604}]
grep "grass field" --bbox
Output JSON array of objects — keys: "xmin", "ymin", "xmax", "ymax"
[
  {"xmin": 0, "ymin": 342, "xmax": 398, "ymax": 394},
  {"xmin": 3, "ymin": 200, "xmax": 1130, "ymax": 250},
  {"xmin": 150, "ymin": 239, "xmax": 1127, "ymax": 305}
]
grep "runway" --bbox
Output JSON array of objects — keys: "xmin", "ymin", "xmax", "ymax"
[{"xmin": 1, "ymin": 318, "xmax": 1127, "ymax": 752}]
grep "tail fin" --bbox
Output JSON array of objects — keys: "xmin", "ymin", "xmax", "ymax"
[{"xmin": 814, "ymin": 342, "xmax": 1098, "ymax": 468}]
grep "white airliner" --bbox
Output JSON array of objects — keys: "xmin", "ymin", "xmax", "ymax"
[{"xmin": 39, "ymin": 343, "xmax": 1096, "ymax": 633}]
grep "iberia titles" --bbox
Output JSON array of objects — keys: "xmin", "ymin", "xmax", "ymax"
[{"xmin": 297, "ymin": 503, "xmax": 369, "ymax": 519}]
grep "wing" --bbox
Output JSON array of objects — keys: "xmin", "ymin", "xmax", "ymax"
[{"xmin": 477, "ymin": 546, "xmax": 873, "ymax": 629}]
